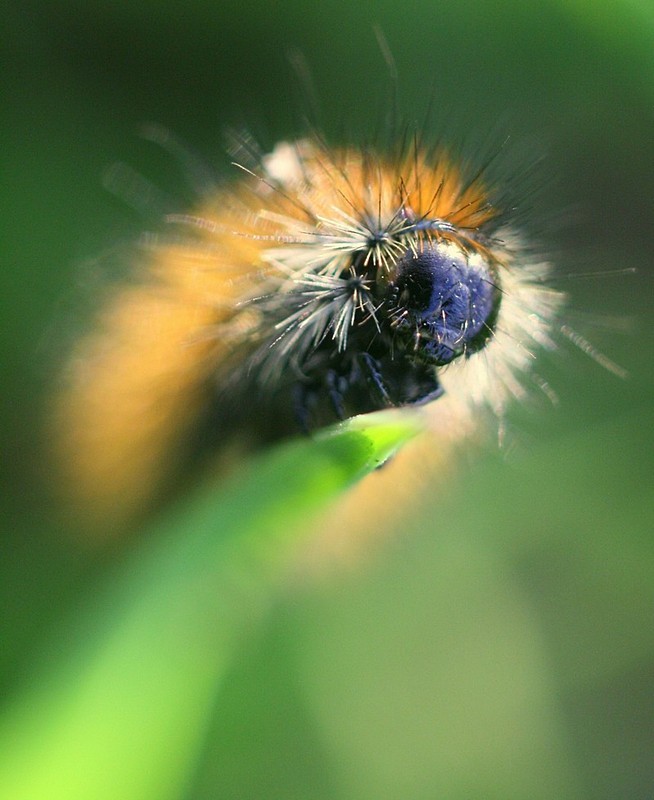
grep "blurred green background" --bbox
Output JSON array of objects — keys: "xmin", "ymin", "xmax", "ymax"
[{"xmin": 3, "ymin": 1, "xmax": 654, "ymax": 798}]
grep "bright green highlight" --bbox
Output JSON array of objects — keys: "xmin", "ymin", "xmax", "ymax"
[{"xmin": 0, "ymin": 412, "xmax": 421, "ymax": 800}]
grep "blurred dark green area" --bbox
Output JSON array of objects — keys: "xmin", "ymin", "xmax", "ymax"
[{"xmin": 2, "ymin": 1, "xmax": 653, "ymax": 798}]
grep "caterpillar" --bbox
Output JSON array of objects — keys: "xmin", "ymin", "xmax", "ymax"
[{"xmin": 52, "ymin": 124, "xmax": 570, "ymax": 553}]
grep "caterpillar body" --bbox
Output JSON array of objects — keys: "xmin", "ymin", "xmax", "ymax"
[{"xmin": 53, "ymin": 130, "xmax": 566, "ymax": 546}]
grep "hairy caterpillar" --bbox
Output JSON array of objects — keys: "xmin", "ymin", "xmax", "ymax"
[{"xmin": 52, "ymin": 122, "xmax": 577, "ymax": 550}]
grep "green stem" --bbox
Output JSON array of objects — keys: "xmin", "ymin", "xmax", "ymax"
[{"xmin": 0, "ymin": 413, "xmax": 419, "ymax": 800}]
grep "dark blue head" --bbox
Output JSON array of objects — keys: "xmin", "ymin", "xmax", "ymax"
[{"xmin": 392, "ymin": 242, "xmax": 500, "ymax": 365}]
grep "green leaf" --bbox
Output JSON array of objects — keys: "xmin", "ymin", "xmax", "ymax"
[{"xmin": 0, "ymin": 411, "xmax": 420, "ymax": 800}]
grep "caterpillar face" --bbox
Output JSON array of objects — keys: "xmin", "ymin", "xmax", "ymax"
[
  {"xmin": 391, "ymin": 243, "xmax": 499, "ymax": 366},
  {"xmin": 247, "ymin": 233, "xmax": 502, "ymax": 424},
  {"xmin": 214, "ymin": 140, "xmax": 523, "ymax": 429},
  {"xmin": 53, "ymin": 135, "xmax": 565, "ymax": 522}
]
